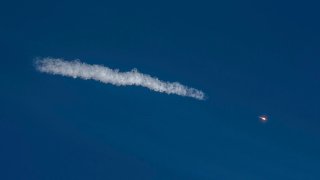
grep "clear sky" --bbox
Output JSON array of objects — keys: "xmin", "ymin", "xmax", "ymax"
[{"xmin": 1, "ymin": 0, "xmax": 320, "ymax": 179}]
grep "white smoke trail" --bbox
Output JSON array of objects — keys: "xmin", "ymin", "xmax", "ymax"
[{"xmin": 35, "ymin": 57, "xmax": 206, "ymax": 100}]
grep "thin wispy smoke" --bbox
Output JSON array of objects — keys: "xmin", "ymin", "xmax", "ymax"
[{"xmin": 35, "ymin": 57, "xmax": 206, "ymax": 100}]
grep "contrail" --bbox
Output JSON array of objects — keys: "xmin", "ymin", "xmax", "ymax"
[{"xmin": 35, "ymin": 57, "xmax": 206, "ymax": 100}]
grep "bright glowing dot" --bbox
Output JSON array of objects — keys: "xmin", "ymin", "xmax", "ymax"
[{"xmin": 259, "ymin": 115, "xmax": 268, "ymax": 122}]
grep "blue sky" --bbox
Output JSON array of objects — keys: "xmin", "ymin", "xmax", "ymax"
[{"xmin": 1, "ymin": 0, "xmax": 320, "ymax": 179}]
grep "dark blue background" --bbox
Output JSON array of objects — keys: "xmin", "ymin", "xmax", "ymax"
[{"xmin": 1, "ymin": 0, "xmax": 320, "ymax": 179}]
